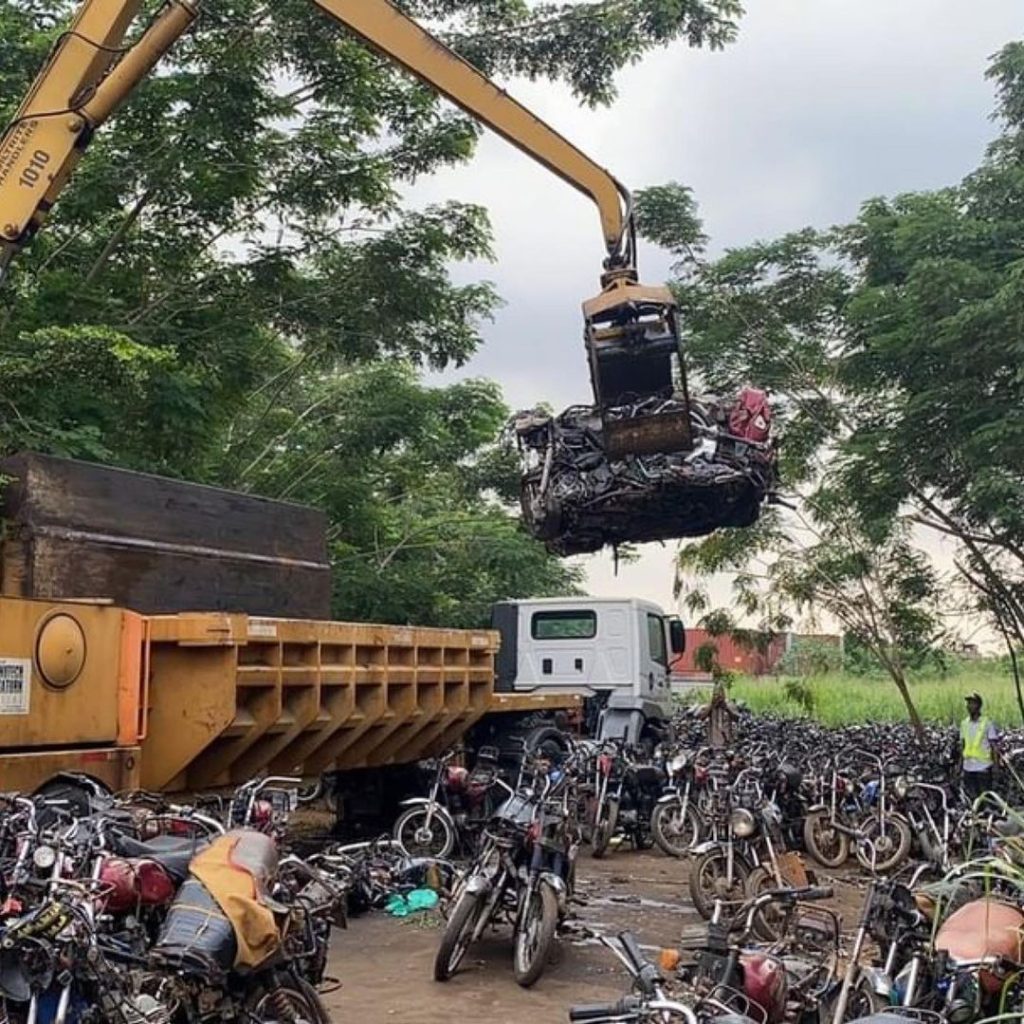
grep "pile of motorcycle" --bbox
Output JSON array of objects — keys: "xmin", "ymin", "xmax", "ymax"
[
  {"xmin": 509, "ymin": 388, "xmax": 777, "ymax": 556},
  {"xmin": 574, "ymin": 850, "xmax": 1024, "ymax": 1024},
  {"xmin": 0, "ymin": 775, "xmax": 349, "ymax": 1024}
]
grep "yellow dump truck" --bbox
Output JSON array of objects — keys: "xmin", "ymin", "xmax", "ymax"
[{"xmin": 0, "ymin": 453, "xmax": 580, "ymax": 815}]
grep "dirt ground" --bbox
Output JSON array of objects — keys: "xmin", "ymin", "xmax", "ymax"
[{"xmin": 323, "ymin": 851, "xmax": 867, "ymax": 1024}]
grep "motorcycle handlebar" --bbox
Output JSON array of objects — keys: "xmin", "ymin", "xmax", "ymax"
[
  {"xmin": 616, "ymin": 931, "xmax": 663, "ymax": 994},
  {"xmin": 569, "ymin": 996, "xmax": 642, "ymax": 1022},
  {"xmin": 790, "ymin": 885, "xmax": 834, "ymax": 902}
]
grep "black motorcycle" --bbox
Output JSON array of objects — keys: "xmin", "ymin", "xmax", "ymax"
[{"xmin": 590, "ymin": 741, "xmax": 666, "ymax": 858}]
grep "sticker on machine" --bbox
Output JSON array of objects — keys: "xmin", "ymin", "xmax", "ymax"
[{"xmin": 0, "ymin": 658, "xmax": 31, "ymax": 715}]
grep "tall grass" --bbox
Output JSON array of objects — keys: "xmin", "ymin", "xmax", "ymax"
[{"xmin": 730, "ymin": 661, "xmax": 1023, "ymax": 727}]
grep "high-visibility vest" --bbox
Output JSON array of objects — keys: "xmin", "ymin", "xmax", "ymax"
[{"xmin": 961, "ymin": 716, "xmax": 993, "ymax": 764}]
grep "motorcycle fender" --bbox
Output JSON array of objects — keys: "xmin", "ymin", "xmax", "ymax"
[
  {"xmin": 859, "ymin": 965, "xmax": 893, "ymax": 998},
  {"xmin": 398, "ymin": 799, "xmax": 456, "ymax": 827},
  {"xmin": 690, "ymin": 840, "xmax": 723, "ymax": 857},
  {"xmin": 541, "ymin": 872, "xmax": 568, "ymax": 913},
  {"xmin": 806, "ymin": 803, "xmax": 828, "ymax": 814},
  {"xmin": 465, "ymin": 873, "xmax": 492, "ymax": 897},
  {"xmin": 656, "ymin": 792, "xmax": 682, "ymax": 806},
  {"xmin": 541, "ymin": 873, "xmax": 567, "ymax": 896}
]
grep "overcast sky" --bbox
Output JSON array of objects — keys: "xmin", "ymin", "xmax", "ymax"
[{"xmin": 414, "ymin": 0, "xmax": 1022, "ymax": 620}]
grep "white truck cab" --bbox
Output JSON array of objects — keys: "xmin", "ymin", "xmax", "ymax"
[{"xmin": 490, "ymin": 597, "xmax": 685, "ymax": 744}]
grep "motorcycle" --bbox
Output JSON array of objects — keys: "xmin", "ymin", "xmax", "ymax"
[
  {"xmin": 650, "ymin": 748, "xmax": 705, "ymax": 858},
  {"xmin": 143, "ymin": 828, "xmax": 332, "ymax": 1023},
  {"xmin": 567, "ymin": 931, "xmax": 699, "ymax": 1023},
  {"xmin": 590, "ymin": 742, "xmax": 666, "ymax": 859},
  {"xmin": 688, "ymin": 768, "xmax": 810, "ymax": 940},
  {"xmin": 434, "ymin": 759, "xmax": 579, "ymax": 987},
  {"xmin": 832, "ymin": 873, "xmax": 933, "ymax": 1022},
  {"xmin": 678, "ymin": 884, "xmax": 839, "ymax": 1024},
  {"xmin": 393, "ymin": 747, "xmax": 504, "ymax": 858}
]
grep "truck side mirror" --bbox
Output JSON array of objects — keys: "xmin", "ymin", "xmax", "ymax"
[{"xmin": 669, "ymin": 618, "xmax": 686, "ymax": 654}]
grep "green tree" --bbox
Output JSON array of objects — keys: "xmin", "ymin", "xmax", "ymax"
[
  {"xmin": 1, "ymin": 1, "xmax": 744, "ymax": 623},
  {"xmin": 645, "ymin": 43, "xmax": 1024, "ymax": 723}
]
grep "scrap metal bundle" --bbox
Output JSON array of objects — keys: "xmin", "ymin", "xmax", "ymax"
[{"xmin": 511, "ymin": 390, "xmax": 777, "ymax": 556}]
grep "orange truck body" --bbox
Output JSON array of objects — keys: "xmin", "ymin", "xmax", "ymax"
[{"xmin": 0, "ymin": 454, "xmax": 577, "ymax": 795}]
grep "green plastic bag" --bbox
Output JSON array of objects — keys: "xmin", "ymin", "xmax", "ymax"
[{"xmin": 385, "ymin": 888, "xmax": 440, "ymax": 917}]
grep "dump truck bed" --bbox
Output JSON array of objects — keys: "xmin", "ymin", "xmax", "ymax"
[{"xmin": 0, "ymin": 596, "xmax": 575, "ymax": 794}]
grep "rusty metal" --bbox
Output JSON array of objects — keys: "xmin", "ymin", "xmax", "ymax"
[
  {"xmin": 603, "ymin": 409, "xmax": 693, "ymax": 460},
  {"xmin": 511, "ymin": 395, "xmax": 776, "ymax": 556}
]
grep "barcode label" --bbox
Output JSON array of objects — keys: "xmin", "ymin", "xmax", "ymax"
[{"xmin": 0, "ymin": 659, "xmax": 30, "ymax": 715}]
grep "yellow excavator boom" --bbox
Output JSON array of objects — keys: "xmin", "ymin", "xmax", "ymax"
[{"xmin": 0, "ymin": 0, "xmax": 632, "ymax": 277}]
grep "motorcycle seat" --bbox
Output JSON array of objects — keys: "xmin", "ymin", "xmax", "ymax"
[
  {"xmin": 845, "ymin": 1016, "xmax": 925, "ymax": 1024},
  {"xmin": 112, "ymin": 833, "xmax": 206, "ymax": 880},
  {"xmin": 935, "ymin": 899, "xmax": 1024, "ymax": 963}
]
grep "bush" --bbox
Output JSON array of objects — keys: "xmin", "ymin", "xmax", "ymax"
[{"xmin": 778, "ymin": 638, "xmax": 842, "ymax": 677}]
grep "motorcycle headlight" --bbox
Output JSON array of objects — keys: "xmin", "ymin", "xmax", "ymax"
[
  {"xmin": 32, "ymin": 845, "xmax": 56, "ymax": 871},
  {"xmin": 947, "ymin": 1000, "xmax": 974, "ymax": 1024},
  {"xmin": 730, "ymin": 808, "xmax": 756, "ymax": 838},
  {"xmin": 894, "ymin": 776, "xmax": 909, "ymax": 800},
  {"xmin": 669, "ymin": 755, "xmax": 687, "ymax": 775}
]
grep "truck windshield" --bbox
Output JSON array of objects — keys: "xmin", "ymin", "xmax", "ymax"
[
  {"xmin": 647, "ymin": 614, "xmax": 668, "ymax": 667},
  {"xmin": 531, "ymin": 610, "xmax": 597, "ymax": 640}
]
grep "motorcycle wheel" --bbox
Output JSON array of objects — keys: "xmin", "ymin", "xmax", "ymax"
[
  {"xmin": 803, "ymin": 810, "xmax": 850, "ymax": 868},
  {"xmin": 393, "ymin": 806, "xmax": 456, "ymax": 859},
  {"xmin": 746, "ymin": 866, "xmax": 787, "ymax": 942},
  {"xmin": 248, "ymin": 981, "xmax": 329, "ymax": 1024},
  {"xmin": 513, "ymin": 884, "xmax": 559, "ymax": 988},
  {"xmin": 651, "ymin": 801, "xmax": 702, "ymax": 858},
  {"xmin": 591, "ymin": 799, "xmax": 619, "ymax": 859},
  {"xmin": 688, "ymin": 849, "xmax": 750, "ymax": 920},
  {"xmin": 854, "ymin": 815, "xmax": 912, "ymax": 874},
  {"xmin": 434, "ymin": 890, "xmax": 484, "ymax": 981},
  {"xmin": 838, "ymin": 978, "xmax": 888, "ymax": 1022}
]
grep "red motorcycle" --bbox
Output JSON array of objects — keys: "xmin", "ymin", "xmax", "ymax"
[{"xmin": 393, "ymin": 747, "xmax": 505, "ymax": 858}]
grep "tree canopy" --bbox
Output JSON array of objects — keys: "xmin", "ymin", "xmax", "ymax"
[
  {"xmin": 0, "ymin": 0, "xmax": 745, "ymax": 626},
  {"xmin": 643, "ymin": 41, "xmax": 1024, "ymax": 715}
]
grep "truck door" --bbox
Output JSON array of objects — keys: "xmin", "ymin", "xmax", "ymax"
[{"xmin": 641, "ymin": 611, "xmax": 670, "ymax": 698}]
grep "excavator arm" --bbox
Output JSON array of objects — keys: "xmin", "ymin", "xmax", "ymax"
[{"xmin": 0, "ymin": 0, "xmax": 690, "ymax": 456}]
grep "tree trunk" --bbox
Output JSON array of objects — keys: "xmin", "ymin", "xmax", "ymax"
[{"xmin": 889, "ymin": 670, "xmax": 924, "ymax": 737}]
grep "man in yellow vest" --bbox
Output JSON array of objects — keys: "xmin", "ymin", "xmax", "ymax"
[{"xmin": 960, "ymin": 691, "xmax": 1000, "ymax": 802}]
